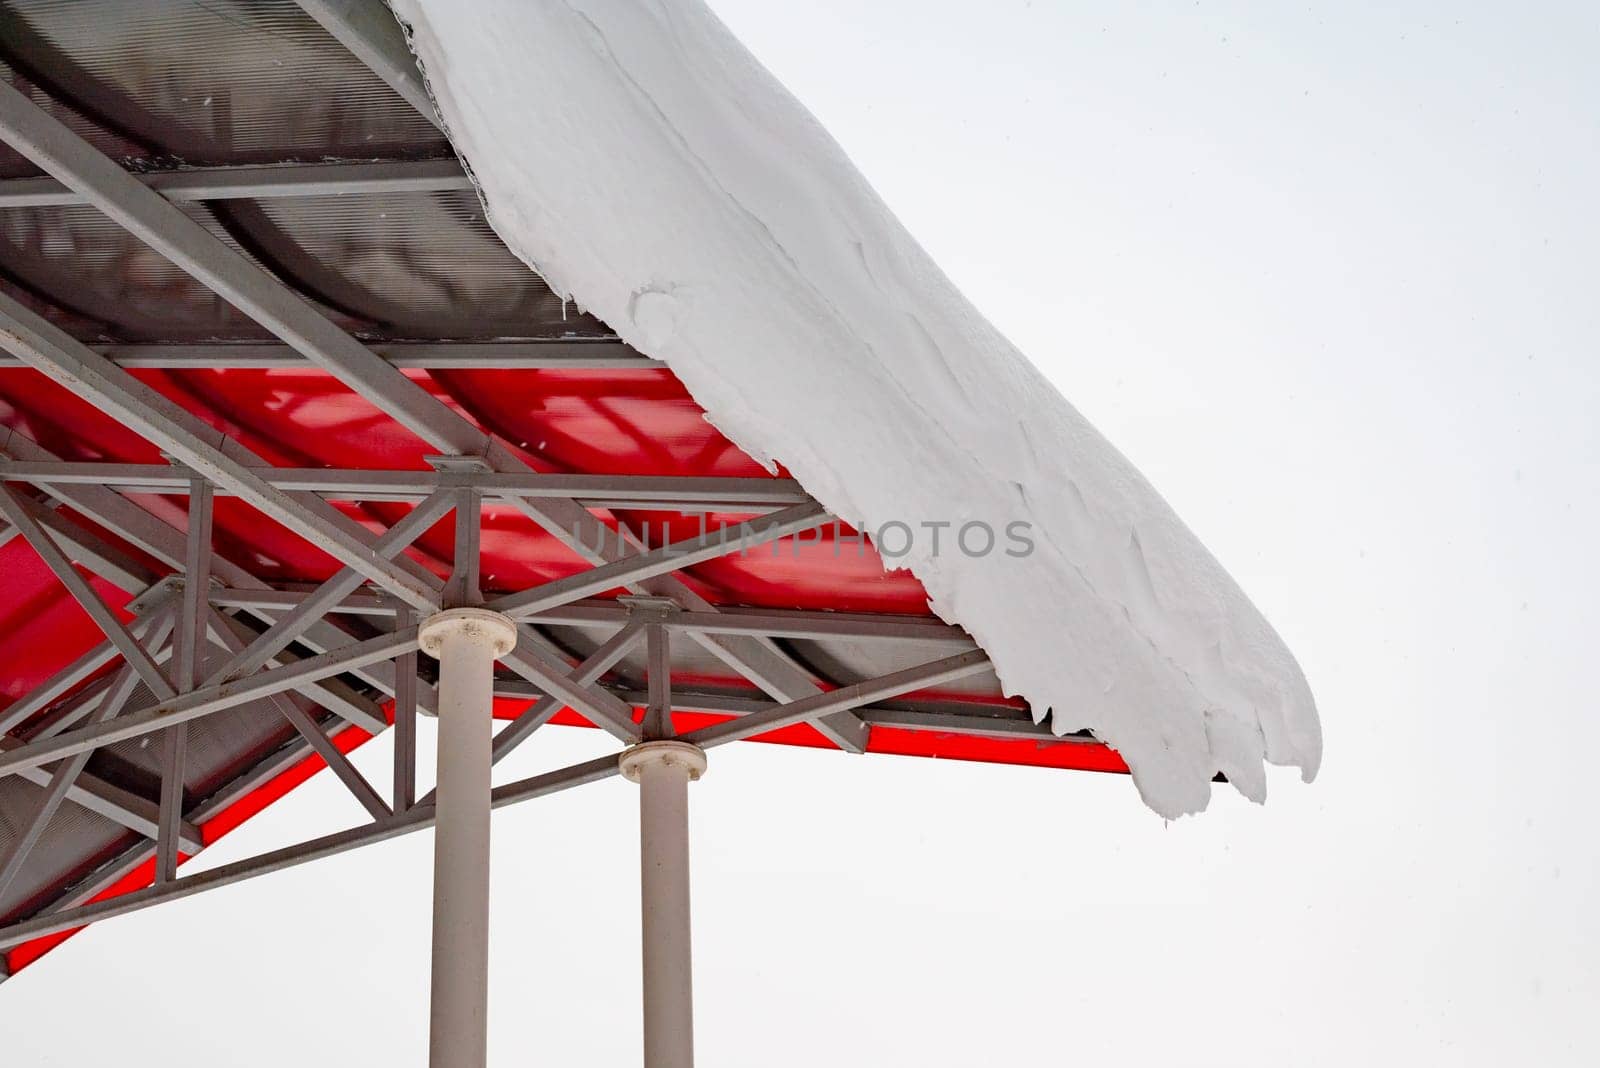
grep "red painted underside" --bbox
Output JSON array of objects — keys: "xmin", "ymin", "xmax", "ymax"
[{"xmin": 0, "ymin": 365, "xmax": 1124, "ymax": 974}]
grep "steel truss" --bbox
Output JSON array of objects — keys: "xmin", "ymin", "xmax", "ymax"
[
  {"xmin": 0, "ymin": 61, "xmax": 1020, "ymax": 949},
  {"xmin": 0, "ymin": 460, "xmax": 1005, "ymax": 937},
  {"xmin": 0, "ymin": 417, "xmax": 1036, "ymax": 917},
  {"xmin": 0, "ymin": 12, "xmax": 1067, "ymax": 1065}
]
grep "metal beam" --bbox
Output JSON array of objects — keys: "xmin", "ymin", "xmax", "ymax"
[
  {"xmin": 0, "ymin": 75, "xmax": 484, "ymax": 459},
  {"xmin": 156, "ymin": 477, "xmax": 212, "ymax": 882},
  {"xmin": 0, "ymin": 288, "xmax": 439, "ymax": 610},
  {"xmin": 23, "ymin": 601, "xmax": 373, "ymax": 800},
  {"xmin": 0, "ymin": 616, "xmax": 207, "ymax": 855},
  {"xmin": 0, "ymin": 752, "xmax": 623, "ymax": 951},
  {"xmin": 490, "ymin": 653, "xmax": 1004, "ymax": 751},
  {"xmin": 1, "ymin": 746, "xmax": 203, "ymax": 853},
  {"xmin": 2, "ymin": 445, "xmax": 967, "ymax": 762},
  {"xmin": 19, "ymin": 703, "xmax": 360, "ymax": 930},
  {"xmin": 486, "ymin": 502, "xmax": 831, "ymax": 619},
  {"xmin": 0, "ymin": 668, "xmax": 127, "ymax": 900},
  {"xmin": 0, "ymin": 739, "xmax": 202, "ymax": 853},
  {"xmin": 24, "ymin": 609, "xmax": 176, "ymax": 742},
  {"xmin": 643, "ymin": 623, "xmax": 673, "ymax": 740},
  {"xmin": 393, "ymin": 607, "xmax": 418, "ymax": 813},
  {"xmin": 295, "ymin": 0, "xmax": 441, "ymax": 128},
  {"xmin": 494, "ymin": 681, "xmax": 1052, "ymax": 745},
  {"xmin": 0, "ymin": 436, "xmax": 433, "ymax": 714},
  {"xmin": 605, "ymin": 689, "xmax": 1061, "ymax": 742},
  {"xmin": 207, "ymin": 608, "xmax": 391, "ymax": 823},
  {"xmin": 681, "ymin": 650, "xmax": 994, "ymax": 749},
  {"xmin": 0, "ymin": 463, "xmax": 803, "ymax": 509},
  {"xmin": 202, "ymin": 610, "xmax": 390, "ymax": 737},
  {"xmin": 0, "ymin": 158, "xmax": 470, "ymax": 208},
  {"xmin": 0, "ymin": 628, "xmax": 418, "ymax": 779},
  {"xmin": 0, "ymin": 440, "xmax": 425, "ymax": 720},
  {"xmin": 497, "ymin": 633, "xmax": 641, "ymax": 743},
  {"xmin": 204, "ymin": 612, "xmax": 389, "ymax": 737},
  {"xmin": 523, "ymin": 600, "xmax": 974, "ymax": 646},
  {"xmin": 478, "ymin": 504, "xmax": 841, "ymax": 748},
  {"xmin": 507, "ymin": 495, "xmax": 872, "ymax": 753},
  {"xmin": 0, "ymin": 485, "xmax": 176, "ymax": 701},
  {"xmin": 205, "ymin": 490, "xmax": 453, "ymax": 688},
  {"xmin": 0, "ymin": 613, "xmax": 195, "ymax": 896},
  {"xmin": 689, "ymin": 629, "xmax": 870, "ymax": 752},
  {"xmin": 442, "ymin": 471, "xmax": 484, "ymax": 608},
  {"xmin": 490, "ymin": 621, "xmax": 645, "ymax": 767},
  {"xmin": 184, "ymin": 705, "xmax": 357, "ymax": 827},
  {"xmin": 0, "ymin": 341, "xmax": 660, "ymax": 371},
  {"xmin": 0, "ymin": 751, "xmax": 85, "ymax": 900},
  {"xmin": 0, "ymin": 655, "xmax": 1000, "ymax": 952},
  {"xmin": 206, "ymin": 589, "xmax": 975, "ymax": 648},
  {"xmin": 173, "ymin": 480, "xmax": 213, "ymax": 693},
  {"xmin": 14, "ymin": 491, "xmax": 159, "ymax": 594},
  {"xmin": 0, "ymin": 599, "xmax": 173, "ymax": 734},
  {"xmin": 11, "ymin": 473, "xmax": 792, "ymax": 541},
  {"xmin": 0, "ymin": 629, "xmax": 1014, "ymax": 961},
  {"xmin": 853, "ymin": 706, "xmax": 1062, "ymax": 739},
  {"xmin": 0, "ymin": 436, "xmax": 233, "ymax": 585},
  {"xmin": 207, "ymin": 587, "xmax": 395, "ymax": 618}
]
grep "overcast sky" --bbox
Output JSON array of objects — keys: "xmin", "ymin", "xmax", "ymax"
[{"xmin": 3, "ymin": 1, "xmax": 1596, "ymax": 1064}]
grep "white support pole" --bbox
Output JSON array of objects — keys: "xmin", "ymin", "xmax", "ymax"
[
  {"xmin": 419, "ymin": 608, "xmax": 517, "ymax": 1068},
  {"xmin": 620, "ymin": 741, "xmax": 707, "ymax": 1068}
]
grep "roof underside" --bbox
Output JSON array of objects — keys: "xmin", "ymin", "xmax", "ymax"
[{"xmin": 0, "ymin": 0, "xmax": 1124, "ymax": 978}]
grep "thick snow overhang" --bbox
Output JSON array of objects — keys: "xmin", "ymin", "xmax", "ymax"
[{"xmin": 393, "ymin": 0, "xmax": 1322, "ymax": 817}]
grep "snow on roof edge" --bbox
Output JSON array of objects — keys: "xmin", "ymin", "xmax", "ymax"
[{"xmin": 391, "ymin": 0, "xmax": 1321, "ymax": 818}]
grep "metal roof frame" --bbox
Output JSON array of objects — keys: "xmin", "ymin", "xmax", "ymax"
[{"xmin": 0, "ymin": 4, "xmax": 1130, "ymax": 1060}]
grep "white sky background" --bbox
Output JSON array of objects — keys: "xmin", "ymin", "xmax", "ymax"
[{"xmin": 3, "ymin": 1, "xmax": 1597, "ymax": 1064}]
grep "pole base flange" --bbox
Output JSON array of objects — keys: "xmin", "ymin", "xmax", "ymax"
[
  {"xmin": 620, "ymin": 740, "xmax": 707, "ymax": 783},
  {"xmin": 419, "ymin": 607, "xmax": 517, "ymax": 659}
]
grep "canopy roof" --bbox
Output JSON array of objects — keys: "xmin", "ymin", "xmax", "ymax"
[{"xmin": 0, "ymin": 0, "xmax": 1316, "ymax": 981}]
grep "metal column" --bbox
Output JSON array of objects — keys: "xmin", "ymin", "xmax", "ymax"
[
  {"xmin": 419, "ymin": 608, "xmax": 518, "ymax": 1068},
  {"xmin": 620, "ymin": 741, "xmax": 708, "ymax": 1068}
]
